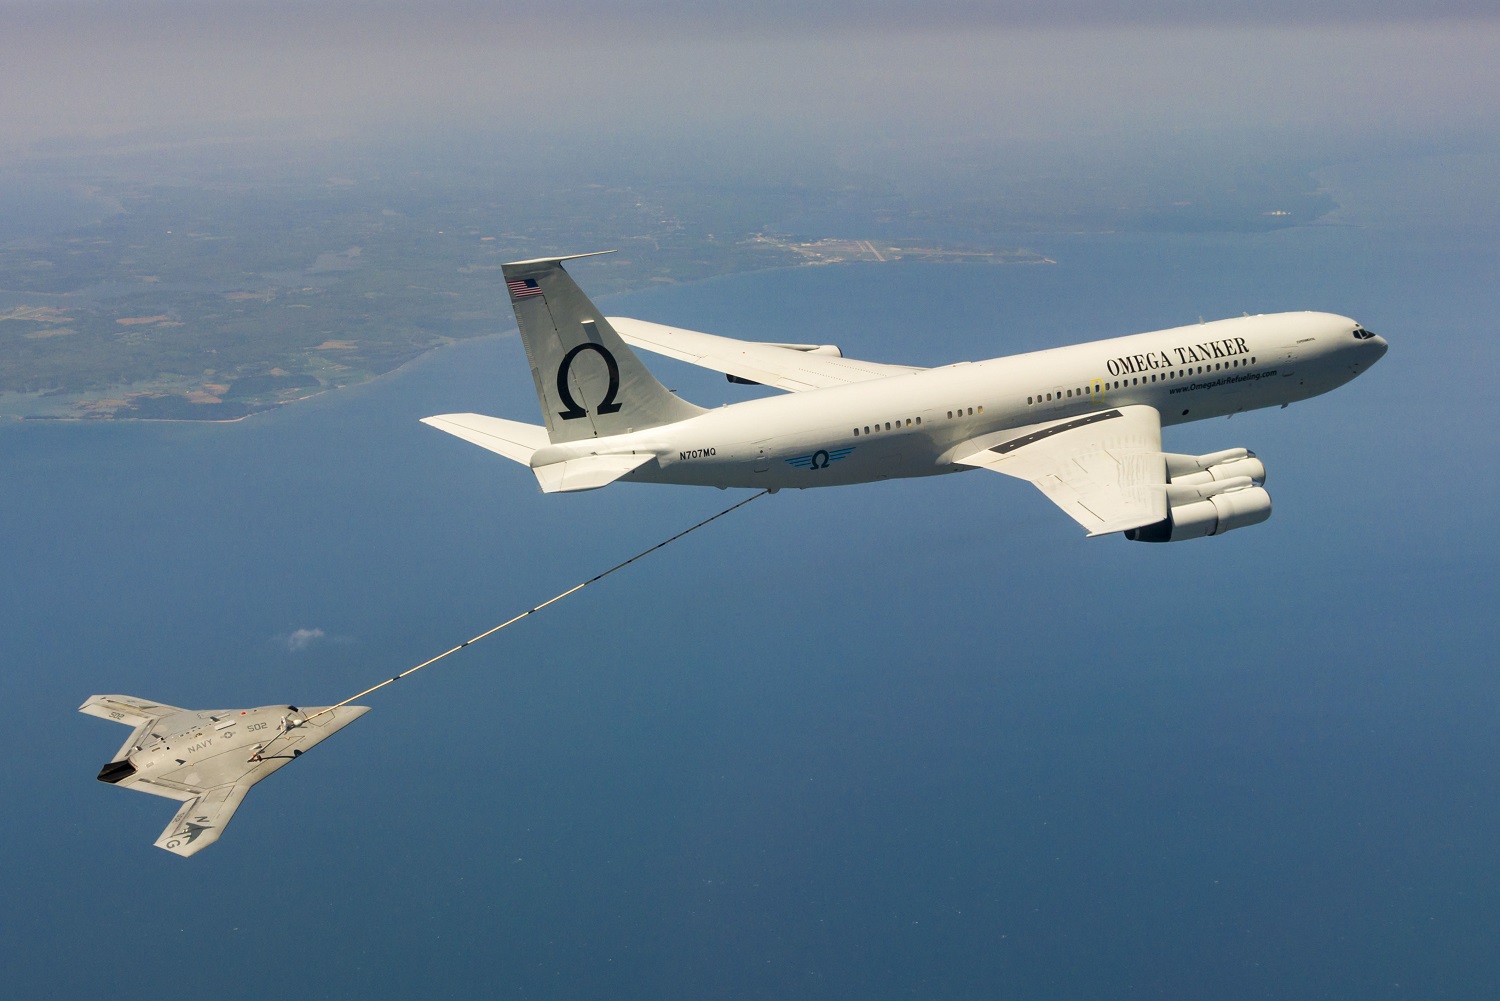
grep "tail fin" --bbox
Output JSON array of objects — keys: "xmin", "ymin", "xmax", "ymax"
[{"xmin": 502, "ymin": 252, "xmax": 704, "ymax": 443}]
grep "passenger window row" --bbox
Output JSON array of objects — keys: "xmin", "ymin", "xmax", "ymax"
[
  {"xmin": 1025, "ymin": 357, "xmax": 1258, "ymax": 405},
  {"xmin": 853, "ymin": 415, "xmax": 925, "ymax": 436}
]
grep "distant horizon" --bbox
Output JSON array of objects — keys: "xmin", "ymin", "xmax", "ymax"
[{"xmin": 4, "ymin": 6, "xmax": 1498, "ymax": 157}]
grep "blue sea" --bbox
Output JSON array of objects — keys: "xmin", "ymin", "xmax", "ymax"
[{"xmin": 3, "ymin": 224, "xmax": 1498, "ymax": 999}]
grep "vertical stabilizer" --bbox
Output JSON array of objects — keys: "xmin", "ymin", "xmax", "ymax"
[{"xmin": 502, "ymin": 252, "xmax": 704, "ymax": 443}]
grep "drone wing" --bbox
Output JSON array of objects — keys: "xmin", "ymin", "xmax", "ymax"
[{"xmin": 153, "ymin": 782, "xmax": 252, "ymax": 857}]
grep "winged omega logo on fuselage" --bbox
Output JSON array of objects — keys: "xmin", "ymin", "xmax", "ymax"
[{"xmin": 786, "ymin": 447, "xmax": 855, "ymax": 470}]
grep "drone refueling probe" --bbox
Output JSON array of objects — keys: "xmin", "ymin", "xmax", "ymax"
[{"xmin": 301, "ymin": 490, "xmax": 769, "ymax": 724}]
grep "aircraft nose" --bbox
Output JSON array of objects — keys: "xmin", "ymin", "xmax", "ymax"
[{"xmin": 1352, "ymin": 324, "xmax": 1387, "ymax": 362}]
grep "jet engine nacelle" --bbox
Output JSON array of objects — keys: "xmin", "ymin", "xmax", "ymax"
[
  {"xmin": 1125, "ymin": 485, "xmax": 1272, "ymax": 543},
  {"xmin": 1168, "ymin": 456, "xmax": 1265, "ymax": 487},
  {"xmin": 1163, "ymin": 449, "xmax": 1266, "ymax": 486},
  {"xmin": 1126, "ymin": 449, "xmax": 1272, "ymax": 542},
  {"xmin": 763, "ymin": 342, "xmax": 843, "ymax": 357}
]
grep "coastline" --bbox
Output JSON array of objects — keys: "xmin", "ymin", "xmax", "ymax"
[{"xmin": 3, "ymin": 251, "xmax": 1050, "ymax": 424}]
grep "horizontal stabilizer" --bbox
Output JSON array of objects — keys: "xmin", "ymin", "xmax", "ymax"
[
  {"xmin": 421, "ymin": 413, "xmax": 549, "ymax": 465},
  {"xmin": 532, "ymin": 452, "xmax": 654, "ymax": 493},
  {"xmin": 502, "ymin": 250, "xmax": 617, "ymax": 268}
]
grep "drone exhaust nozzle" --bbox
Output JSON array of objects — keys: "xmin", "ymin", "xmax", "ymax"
[{"xmin": 97, "ymin": 759, "xmax": 136, "ymax": 784}]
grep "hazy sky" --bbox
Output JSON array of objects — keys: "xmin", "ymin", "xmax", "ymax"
[{"xmin": 4, "ymin": 2, "xmax": 1498, "ymax": 154}]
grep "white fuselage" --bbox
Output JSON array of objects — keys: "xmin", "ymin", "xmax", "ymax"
[{"xmin": 531, "ymin": 312, "xmax": 1384, "ymax": 490}]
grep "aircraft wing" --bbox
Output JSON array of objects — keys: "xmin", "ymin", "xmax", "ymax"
[
  {"xmin": 154, "ymin": 782, "xmax": 251, "ymax": 857},
  {"xmin": 608, "ymin": 316, "xmax": 924, "ymax": 392},
  {"xmin": 79, "ymin": 694, "xmax": 189, "ymax": 764},
  {"xmin": 954, "ymin": 405, "xmax": 1168, "ymax": 536},
  {"xmin": 78, "ymin": 694, "xmax": 186, "ymax": 726}
]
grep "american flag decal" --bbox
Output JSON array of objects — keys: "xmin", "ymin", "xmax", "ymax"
[{"xmin": 507, "ymin": 278, "xmax": 544, "ymax": 300}]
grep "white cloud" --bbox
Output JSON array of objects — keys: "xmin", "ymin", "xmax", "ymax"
[{"xmin": 285, "ymin": 627, "xmax": 327, "ymax": 652}]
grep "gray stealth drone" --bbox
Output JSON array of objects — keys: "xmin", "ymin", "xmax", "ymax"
[{"xmin": 80, "ymin": 694, "xmax": 369, "ymax": 856}]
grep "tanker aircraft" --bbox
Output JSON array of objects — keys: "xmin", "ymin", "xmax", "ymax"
[{"xmin": 423, "ymin": 252, "xmax": 1386, "ymax": 542}]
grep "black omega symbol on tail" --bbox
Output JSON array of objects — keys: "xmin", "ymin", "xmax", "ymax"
[
  {"xmin": 809, "ymin": 450, "xmax": 831, "ymax": 469},
  {"xmin": 556, "ymin": 342, "xmax": 623, "ymax": 420}
]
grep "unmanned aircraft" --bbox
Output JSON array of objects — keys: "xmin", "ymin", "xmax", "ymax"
[
  {"xmin": 81, "ymin": 695, "xmax": 368, "ymax": 856},
  {"xmin": 422, "ymin": 252, "xmax": 1386, "ymax": 541}
]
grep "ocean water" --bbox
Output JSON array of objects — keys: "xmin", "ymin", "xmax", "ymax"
[{"xmin": 3, "ymin": 224, "xmax": 1498, "ymax": 1000}]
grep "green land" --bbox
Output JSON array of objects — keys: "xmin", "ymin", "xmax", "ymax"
[{"xmin": 0, "ymin": 136, "xmax": 1332, "ymax": 420}]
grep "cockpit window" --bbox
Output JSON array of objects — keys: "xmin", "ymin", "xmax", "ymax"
[{"xmin": 1352, "ymin": 325, "xmax": 1377, "ymax": 340}]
